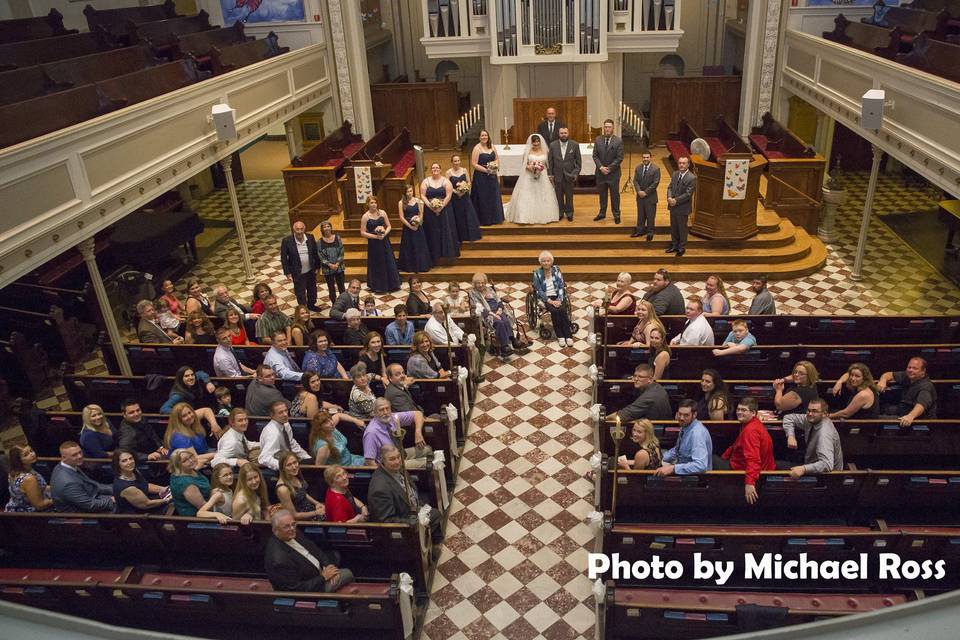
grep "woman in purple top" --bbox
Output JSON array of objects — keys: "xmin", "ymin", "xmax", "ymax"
[{"xmin": 301, "ymin": 330, "xmax": 349, "ymax": 379}]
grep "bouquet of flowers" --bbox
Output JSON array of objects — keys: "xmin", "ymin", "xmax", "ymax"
[
  {"xmin": 530, "ymin": 160, "xmax": 545, "ymax": 180},
  {"xmin": 429, "ymin": 197, "xmax": 443, "ymax": 211},
  {"xmin": 486, "ymin": 160, "xmax": 499, "ymax": 175},
  {"xmin": 410, "ymin": 215, "xmax": 422, "ymax": 229},
  {"xmin": 374, "ymin": 225, "xmax": 386, "ymax": 238},
  {"xmin": 454, "ymin": 181, "xmax": 470, "ymax": 197}
]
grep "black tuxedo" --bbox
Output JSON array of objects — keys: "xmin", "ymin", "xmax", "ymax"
[
  {"xmin": 280, "ymin": 234, "xmax": 319, "ymax": 307},
  {"xmin": 667, "ymin": 169, "xmax": 697, "ymax": 251},
  {"xmin": 536, "ymin": 118, "xmax": 565, "ymax": 146},
  {"xmin": 264, "ymin": 534, "xmax": 352, "ymax": 592},
  {"xmin": 592, "ymin": 135, "xmax": 624, "ymax": 219},
  {"xmin": 547, "ymin": 138, "xmax": 581, "ymax": 219},
  {"xmin": 633, "ymin": 161, "xmax": 661, "ymax": 235}
]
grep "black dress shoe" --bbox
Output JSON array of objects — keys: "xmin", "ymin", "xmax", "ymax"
[
  {"xmin": 307, "ymin": 304, "xmax": 321, "ymax": 312},
  {"xmin": 676, "ymin": 248, "xmax": 685, "ymax": 256},
  {"xmin": 665, "ymin": 247, "xmax": 677, "ymax": 254},
  {"xmin": 646, "ymin": 234, "xmax": 654, "ymax": 242},
  {"xmin": 613, "ymin": 215, "xmax": 621, "ymax": 224},
  {"xmin": 566, "ymin": 214, "xmax": 574, "ymax": 221},
  {"xmin": 630, "ymin": 230, "xmax": 643, "ymax": 238},
  {"xmin": 593, "ymin": 213, "xmax": 606, "ymax": 221}
]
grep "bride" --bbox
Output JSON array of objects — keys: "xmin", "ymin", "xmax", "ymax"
[{"xmin": 505, "ymin": 134, "xmax": 560, "ymax": 224}]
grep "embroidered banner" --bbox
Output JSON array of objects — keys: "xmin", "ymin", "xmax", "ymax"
[
  {"xmin": 354, "ymin": 166, "xmax": 373, "ymax": 204},
  {"xmin": 723, "ymin": 158, "xmax": 749, "ymax": 201}
]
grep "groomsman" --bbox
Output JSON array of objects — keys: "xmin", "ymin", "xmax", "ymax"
[
  {"xmin": 631, "ymin": 151, "xmax": 660, "ymax": 240},
  {"xmin": 666, "ymin": 156, "xmax": 697, "ymax": 257},
  {"xmin": 536, "ymin": 107, "xmax": 565, "ymax": 146},
  {"xmin": 592, "ymin": 119, "xmax": 623, "ymax": 224},
  {"xmin": 548, "ymin": 127, "xmax": 581, "ymax": 221}
]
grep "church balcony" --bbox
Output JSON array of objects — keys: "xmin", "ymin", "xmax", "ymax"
[
  {"xmin": 420, "ymin": 0, "xmax": 681, "ymax": 62},
  {"xmin": 0, "ymin": 44, "xmax": 333, "ymax": 289}
]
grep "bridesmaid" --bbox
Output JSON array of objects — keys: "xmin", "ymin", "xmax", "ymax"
[
  {"xmin": 447, "ymin": 155, "xmax": 482, "ymax": 242},
  {"xmin": 420, "ymin": 163, "xmax": 460, "ymax": 261},
  {"xmin": 360, "ymin": 196, "xmax": 401, "ymax": 293},
  {"xmin": 397, "ymin": 185, "xmax": 432, "ymax": 273},
  {"xmin": 471, "ymin": 129, "xmax": 505, "ymax": 226}
]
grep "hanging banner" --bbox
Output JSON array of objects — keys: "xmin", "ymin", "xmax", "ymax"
[
  {"xmin": 723, "ymin": 158, "xmax": 749, "ymax": 200},
  {"xmin": 354, "ymin": 166, "xmax": 373, "ymax": 204}
]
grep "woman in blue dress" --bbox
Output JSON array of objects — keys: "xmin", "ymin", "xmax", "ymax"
[
  {"xmin": 360, "ymin": 196, "xmax": 401, "ymax": 293},
  {"xmin": 470, "ymin": 129, "xmax": 505, "ymax": 226},
  {"xmin": 420, "ymin": 163, "xmax": 460, "ymax": 260},
  {"xmin": 447, "ymin": 155, "xmax": 482, "ymax": 242},
  {"xmin": 397, "ymin": 185, "xmax": 433, "ymax": 273}
]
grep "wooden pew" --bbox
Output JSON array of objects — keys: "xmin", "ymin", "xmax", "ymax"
[
  {"xmin": 84, "ymin": 0, "xmax": 179, "ymax": 45},
  {"xmin": 823, "ymin": 13, "xmax": 902, "ymax": 58},
  {"xmin": 865, "ymin": 5, "xmax": 949, "ymax": 42},
  {"xmin": 0, "ymin": 83, "xmax": 114, "ymax": 149},
  {"xmin": 0, "ymin": 567, "xmax": 126, "ymax": 619},
  {"xmin": 4, "ymin": 282, "xmax": 100, "ymax": 328},
  {"xmin": 897, "ymin": 32, "xmax": 960, "ymax": 82},
  {"xmin": 0, "ymin": 66, "xmax": 64, "ymax": 107},
  {"xmin": 0, "ymin": 305, "xmax": 88, "ymax": 366},
  {"xmin": 338, "ymin": 125, "xmax": 399, "ymax": 228},
  {"xmin": 0, "ymin": 31, "xmax": 113, "ymax": 71},
  {"xmin": 209, "ymin": 33, "xmax": 290, "ymax": 75},
  {"xmin": 0, "ymin": 334, "xmax": 51, "ymax": 398},
  {"xmin": 171, "ymin": 21, "xmax": 251, "ymax": 66},
  {"xmin": 96, "ymin": 59, "xmax": 200, "ymax": 107},
  {"xmin": 664, "ymin": 118, "xmax": 697, "ymax": 167},
  {"xmin": 127, "ymin": 11, "xmax": 213, "ymax": 58},
  {"xmin": 700, "ymin": 115, "xmax": 752, "ymax": 163},
  {"xmin": 0, "ymin": 9, "xmax": 75, "ymax": 45},
  {"xmin": 374, "ymin": 128, "xmax": 418, "ymax": 216}
]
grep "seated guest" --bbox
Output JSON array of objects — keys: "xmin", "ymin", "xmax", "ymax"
[
  {"xmin": 255, "ymin": 295, "xmax": 291, "ymax": 344},
  {"xmin": 155, "ymin": 298, "xmax": 182, "ymax": 334},
  {"xmin": 785, "ymin": 398, "xmax": 844, "ymax": 477},
  {"xmin": 358, "ymin": 331, "xmax": 388, "ymax": 383},
  {"xmin": 118, "ymin": 399, "xmax": 167, "ymax": 462},
  {"xmin": 363, "ymin": 295, "xmax": 381, "ymax": 317},
  {"xmin": 79, "ymin": 404, "xmax": 117, "ymax": 459},
  {"xmin": 594, "ymin": 272, "xmax": 636, "ymax": 315},
  {"xmin": 642, "ymin": 269, "xmax": 685, "ymax": 317},
  {"xmin": 774, "ymin": 360, "xmax": 819, "ymax": 415},
  {"xmin": 702, "ymin": 274, "xmax": 730, "ymax": 315},
  {"xmin": 169, "ymin": 448, "xmax": 210, "ymax": 516},
  {"xmin": 614, "ymin": 364, "xmax": 672, "ymax": 422},
  {"xmin": 618, "ymin": 300, "xmax": 663, "ymax": 347},
  {"xmin": 197, "ymin": 463, "xmax": 235, "ymax": 523},
  {"xmin": 232, "ymin": 464, "xmax": 269, "ymax": 524},
  {"xmin": 212, "ymin": 408, "xmax": 260, "ymax": 468},
  {"xmin": 264, "ymin": 329, "xmax": 303, "ymax": 382},
  {"xmin": 384, "ymin": 363, "xmax": 424, "ymax": 413},
  {"xmin": 213, "ymin": 283, "xmax": 260, "ymax": 323},
  {"xmin": 184, "ymin": 311, "xmax": 216, "ymax": 345},
  {"xmin": 362, "ymin": 399, "xmax": 431, "ymax": 468},
  {"xmin": 214, "ymin": 387, "xmax": 233, "ymax": 417},
  {"xmin": 330, "ymin": 279, "xmax": 362, "ymax": 320},
  {"xmin": 184, "ymin": 279, "xmax": 213, "ymax": 316},
  {"xmin": 342, "ymin": 308, "xmax": 369, "ymax": 345},
  {"xmin": 250, "ymin": 282, "xmax": 273, "ymax": 315},
  {"xmin": 532, "ymin": 251, "xmax": 575, "ymax": 347},
  {"xmin": 878, "ymin": 357, "xmax": 937, "ymax": 426},
  {"xmin": 51, "ymin": 441, "xmax": 115, "ymax": 512},
  {"xmin": 245, "ymin": 365, "xmax": 287, "ymax": 417},
  {"xmin": 348, "ymin": 363, "xmax": 377, "ymax": 420},
  {"xmin": 714, "ymin": 397, "xmax": 775, "ymax": 504},
  {"xmin": 291, "ymin": 372, "xmax": 363, "ymax": 429},
  {"xmin": 712, "ymin": 319, "xmax": 757, "ymax": 357},
  {"xmin": 290, "ymin": 304, "xmax": 315, "ymax": 347},
  {"xmin": 164, "ymin": 402, "xmax": 216, "ymax": 467},
  {"xmin": 647, "ymin": 326, "xmax": 671, "ymax": 380},
  {"xmin": 302, "ymin": 330, "xmax": 350, "ymax": 379},
  {"xmin": 404, "ymin": 276, "xmax": 432, "ymax": 316},
  {"xmin": 748, "ymin": 274, "xmax": 776, "ymax": 315},
  {"xmin": 696, "ymin": 369, "xmax": 729, "ymax": 421},
  {"xmin": 654, "ymin": 401, "xmax": 712, "ymax": 476},
  {"xmin": 671, "ymin": 298, "xmax": 715, "ymax": 345},
  {"xmin": 310, "ymin": 412, "xmax": 366, "ymax": 467},
  {"xmin": 444, "ymin": 282, "xmax": 470, "ymax": 313},
  {"xmin": 616, "ymin": 420, "xmax": 662, "ymax": 471},
  {"xmin": 159, "ymin": 279, "xmax": 184, "ymax": 318},
  {"xmin": 137, "ymin": 299, "xmax": 182, "ymax": 343},
  {"xmin": 258, "ymin": 401, "xmax": 312, "ymax": 471},
  {"xmin": 265, "ymin": 509, "xmax": 354, "ymax": 592},
  {"xmin": 385, "ymin": 304, "xmax": 415, "ymax": 345},
  {"xmin": 425, "ymin": 302, "xmax": 481, "ymax": 372},
  {"xmin": 324, "ymin": 465, "xmax": 369, "ymax": 523},
  {"xmin": 112, "ymin": 450, "xmax": 171, "ymax": 514},
  {"xmin": 829, "ymin": 362, "xmax": 880, "ymax": 420},
  {"xmin": 5, "ymin": 445, "xmax": 53, "ymax": 512},
  {"xmin": 469, "ymin": 272, "xmax": 526, "ymax": 357},
  {"xmin": 276, "ymin": 451, "xmax": 325, "ymax": 520},
  {"xmin": 368, "ymin": 445, "xmax": 443, "ymax": 547},
  {"xmin": 159, "ymin": 366, "xmax": 218, "ymax": 418},
  {"xmin": 407, "ymin": 330, "xmax": 451, "ymax": 379},
  {"xmin": 223, "ymin": 307, "xmax": 252, "ymax": 345},
  {"xmin": 214, "ymin": 327, "xmax": 255, "ymax": 377}
]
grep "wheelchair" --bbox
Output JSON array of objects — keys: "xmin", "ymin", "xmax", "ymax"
[{"xmin": 525, "ymin": 292, "xmax": 580, "ymax": 340}]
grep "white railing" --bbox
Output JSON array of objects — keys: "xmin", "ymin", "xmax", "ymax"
[{"xmin": 455, "ymin": 105, "xmax": 483, "ymax": 145}]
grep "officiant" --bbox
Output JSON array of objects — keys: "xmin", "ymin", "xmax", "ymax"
[
  {"xmin": 536, "ymin": 107, "xmax": 565, "ymax": 146},
  {"xmin": 548, "ymin": 127, "xmax": 581, "ymax": 222}
]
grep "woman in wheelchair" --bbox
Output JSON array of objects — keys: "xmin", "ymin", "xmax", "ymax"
[
  {"xmin": 470, "ymin": 272, "xmax": 529, "ymax": 358},
  {"xmin": 532, "ymin": 251, "xmax": 575, "ymax": 347}
]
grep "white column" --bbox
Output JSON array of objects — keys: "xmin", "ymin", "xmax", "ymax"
[
  {"xmin": 284, "ymin": 121, "xmax": 301, "ymax": 161},
  {"xmin": 77, "ymin": 238, "xmax": 132, "ymax": 377},
  {"xmin": 738, "ymin": 0, "xmax": 784, "ymax": 135},
  {"xmin": 328, "ymin": 0, "xmax": 375, "ymax": 135},
  {"xmin": 851, "ymin": 145, "xmax": 884, "ymax": 281},
  {"xmin": 221, "ymin": 156, "xmax": 256, "ymax": 284}
]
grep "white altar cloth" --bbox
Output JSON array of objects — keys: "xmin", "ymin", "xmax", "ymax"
[{"xmin": 492, "ymin": 143, "xmax": 595, "ymax": 177}]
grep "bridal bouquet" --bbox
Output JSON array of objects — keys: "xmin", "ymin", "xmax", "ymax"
[
  {"xmin": 486, "ymin": 160, "xmax": 498, "ymax": 175},
  {"xmin": 454, "ymin": 181, "xmax": 470, "ymax": 197},
  {"xmin": 429, "ymin": 197, "xmax": 443, "ymax": 211},
  {"xmin": 530, "ymin": 160, "xmax": 545, "ymax": 180}
]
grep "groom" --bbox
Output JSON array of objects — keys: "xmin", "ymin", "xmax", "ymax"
[{"xmin": 548, "ymin": 127, "xmax": 581, "ymax": 221}]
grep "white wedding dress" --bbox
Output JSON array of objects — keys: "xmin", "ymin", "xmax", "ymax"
[{"xmin": 505, "ymin": 134, "xmax": 560, "ymax": 224}]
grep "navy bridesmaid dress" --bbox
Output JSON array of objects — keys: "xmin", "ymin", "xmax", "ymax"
[
  {"xmin": 365, "ymin": 214, "xmax": 401, "ymax": 293},
  {"xmin": 398, "ymin": 201, "xmax": 433, "ymax": 273},
  {"xmin": 471, "ymin": 150, "xmax": 505, "ymax": 226},
  {"xmin": 422, "ymin": 182, "xmax": 460, "ymax": 260},
  {"xmin": 449, "ymin": 173, "xmax": 482, "ymax": 242}
]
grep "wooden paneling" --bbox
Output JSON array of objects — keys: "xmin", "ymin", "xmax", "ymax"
[
  {"xmin": 690, "ymin": 154, "xmax": 765, "ymax": 241},
  {"xmin": 370, "ymin": 81, "xmax": 458, "ymax": 149},
  {"xmin": 512, "ymin": 97, "xmax": 588, "ymax": 142},
  {"xmin": 650, "ymin": 76, "xmax": 742, "ymax": 143}
]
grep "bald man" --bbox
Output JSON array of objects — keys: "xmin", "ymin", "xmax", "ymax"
[{"xmin": 280, "ymin": 220, "xmax": 320, "ymax": 311}]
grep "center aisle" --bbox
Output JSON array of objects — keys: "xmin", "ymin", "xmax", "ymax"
[{"xmin": 423, "ymin": 289, "xmax": 598, "ymax": 640}]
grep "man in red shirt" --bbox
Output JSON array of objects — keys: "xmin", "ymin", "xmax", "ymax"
[{"xmin": 714, "ymin": 396, "xmax": 775, "ymax": 504}]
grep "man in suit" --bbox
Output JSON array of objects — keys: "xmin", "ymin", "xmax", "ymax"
[
  {"xmin": 212, "ymin": 284, "xmax": 260, "ymax": 322},
  {"xmin": 631, "ymin": 151, "xmax": 660, "ymax": 240},
  {"xmin": 279, "ymin": 220, "xmax": 320, "ymax": 311},
  {"xmin": 264, "ymin": 509, "xmax": 354, "ymax": 592},
  {"xmin": 535, "ymin": 107, "xmax": 565, "ymax": 146},
  {"xmin": 368, "ymin": 445, "xmax": 443, "ymax": 550},
  {"xmin": 329, "ymin": 278, "xmax": 362, "ymax": 320},
  {"xmin": 50, "ymin": 441, "xmax": 115, "ymax": 512},
  {"xmin": 592, "ymin": 119, "xmax": 624, "ymax": 224},
  {"xmin": 548, "ymin": 127, "xmax": 581, "ymax": 221},
  {"xmin": 384, "ymin": 363, "xmax": 423, "ymax": 413},
  {"xmin": 136, "ymin": 299, "xmax": 181, "ymax": 343},
  {"xmin": 666, "ymin": 155, "xmax": 697, "ymax": 256}
]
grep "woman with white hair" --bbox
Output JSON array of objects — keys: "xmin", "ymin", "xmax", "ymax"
[
  {"xmin": 469, "ymin": 272, "xmax": 526, "ymax": 358},
  {"xmin": 532, "ymin": 251, "xmax": 575, "ymax": 347},
  {"xmin": 593, "ymin": 272, "xmax": 636, "ymax": 314}
]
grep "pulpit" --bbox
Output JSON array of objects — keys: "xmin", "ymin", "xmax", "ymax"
[{"xmin": 689, "ymin": 153, "xmax": 766, "ymax": 241}]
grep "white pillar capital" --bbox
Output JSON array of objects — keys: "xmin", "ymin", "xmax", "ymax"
[
  {"xmin": 77, "ymin": 237, "xmax": 96, "ymax": 261},
  {"xmin": 220, "ymin": 155, "xmax": 233, "ymax": 171}
]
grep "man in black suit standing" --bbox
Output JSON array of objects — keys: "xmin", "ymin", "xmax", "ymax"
[
  {"xmin": 536, "ymin": 107, "xmax": 564, "ymax": 146},
  {"xmin": 592, "ymin": 119, "xmax": 624, "ymax": 224},
  {"xmin": 264, "ymin": 509, "xmax": 354, "ymax": 592},
  {"xmin": 547, "ymin": 127, "xmax": 581, "ymax": 221},
  {"xmin": 631, "ymin": 151, "xmax": 660, "ymax": 240},
  {"xmin": 666, "ymin": 156, "xmax": 697, "ymax": 256},
  {"xmin": 280, "ymin": 220, "xmax": 320, "ymax": 311}
]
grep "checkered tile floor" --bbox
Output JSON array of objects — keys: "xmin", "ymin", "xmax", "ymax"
[{"xmin": 31, "ymin": 175, "xmax": 960, "ymax": 639}]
